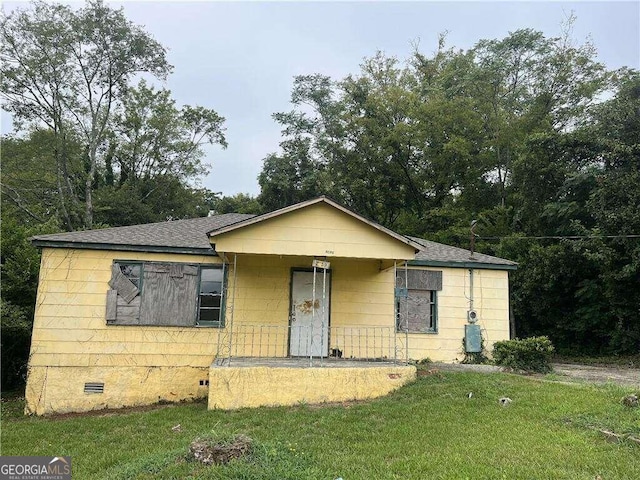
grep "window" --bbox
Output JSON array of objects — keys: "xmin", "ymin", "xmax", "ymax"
[
  {"xmin": 197, "ymin": 267, "xmax": 224, "ymax": 327},
  {"xmin": 396, "ymin": 269, "xmax": 442, "ymax": 334},
  {"xmin": 119, "ymin": 263, "xmax": 142, "ymax": 289},
  {"xmin": 107, "ymin": 261, "xmax": 224, "ymax": 327},
  {"xmin": 397, "ymin": 289, "xmax": 437, "ymax": 333}
]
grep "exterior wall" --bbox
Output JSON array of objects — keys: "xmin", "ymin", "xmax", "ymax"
[
  {"xmin": 208, "ymin": 364, "xmax": 416, "ymax": 410},
  {"xmin": 26, "ymin": 366, "xmax": 209, "ymax": 414},
  {"xmin": 25, "ymin": 248, "xmax": 224, "ymax": 415},
  {"xmin": 25, "ymin": 246, "xmax": 511, "ymax": 415},
  {"xmin": 25, "ymin": 249, "xmax": 400, "ymax": 414},
  {"xmin": 212, "ymin": 202, "xmax": 416, "ymax": 260},
  {"xmin": 403, "ymin": 267, "xmax": 511, "ymax": 362}
]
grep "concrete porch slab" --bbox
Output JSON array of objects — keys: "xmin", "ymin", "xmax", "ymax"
[{"xmin": 208, "ymin": 359, "xmax": 416, "ymax": 410}]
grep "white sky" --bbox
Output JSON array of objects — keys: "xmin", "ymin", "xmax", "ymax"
[{"xmin": 2, "ymin": 1, "xmax": 639, "ymax": 197}]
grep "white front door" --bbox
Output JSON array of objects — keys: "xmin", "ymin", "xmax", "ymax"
[{"xmin": 289, "ymin": 270, "xmax": 331, "ymax": 357}]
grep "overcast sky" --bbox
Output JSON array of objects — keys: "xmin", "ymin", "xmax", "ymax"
[{"xmin": 3, "ymin": 1, "xmax": 639, "ymax": 197}]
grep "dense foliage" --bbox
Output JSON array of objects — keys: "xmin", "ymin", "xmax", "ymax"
[
  {"xmin": 0, "ymin": 1, "xmax": 234, "ymax": 389},
  {"xmin": 257, "ymin": 25, "xmax": 640, "ymax": 357}
]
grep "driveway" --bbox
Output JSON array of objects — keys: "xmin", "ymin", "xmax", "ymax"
[
  {"xmin": 430, "ymin": 362, "xmax": 640, "ymax": 388},
  {"xmin": 551, "ymin": 363, "xmax": 640, "ymax": 387}
]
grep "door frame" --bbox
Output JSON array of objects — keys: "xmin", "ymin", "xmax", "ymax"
[{"xmin": 287, "ymin": 267, "xmax": 333, "ymax": 357}]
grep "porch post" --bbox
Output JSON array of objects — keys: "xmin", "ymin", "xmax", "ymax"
[
  {"xmin": 227, "ymin": 253, "xmax": 238, "ymax": 366},
  {"xmin": 404, "ymin": 260, "xmax": 409, "ymax": 364},
  {"xmin": 310, "ymin": 265, "xmax": 317, "ymax": 366}
]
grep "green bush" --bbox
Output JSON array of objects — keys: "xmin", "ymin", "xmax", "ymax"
[
  {"xmin": 0, "ymin": 300, "xmax": 33, "ymax": 390},
  {"xmin": 492, "ymin": 336, "xmax": 555, "ymax": 373}
]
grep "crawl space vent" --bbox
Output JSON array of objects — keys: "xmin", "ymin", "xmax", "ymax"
[{"xmin": 84, "ymin": 382, "xmax": 105, "ymax": 394}]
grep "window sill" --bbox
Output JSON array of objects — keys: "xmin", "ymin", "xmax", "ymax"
[
  {"xmin": 195, "ymin": 322, "xmax": 225, "ymax": 328},
  {"xmin": 106, "ymin": 322, "xmax": 224, "ymax": 328},
  {"xmin": 397, "ymin": 330, "xmax": 438, "ymax": 335}
]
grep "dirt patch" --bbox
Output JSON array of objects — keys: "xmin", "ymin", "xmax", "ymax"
[
  {"xmin": 417, "ymin": 368, "xmax": 445, "ymax": 378},
  {"xmin": 189, "ymin": 434, "xmax": 253, "ymax": 465}
]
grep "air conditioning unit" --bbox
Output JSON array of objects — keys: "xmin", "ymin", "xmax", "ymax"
[{"xmin": 467, "ymin": 310, "xmax": 478, "ymax": 324}]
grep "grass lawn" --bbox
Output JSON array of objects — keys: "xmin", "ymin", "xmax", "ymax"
[{"xmin": 1, "ymin": 372, "xmax": 639, "ymax": 479}]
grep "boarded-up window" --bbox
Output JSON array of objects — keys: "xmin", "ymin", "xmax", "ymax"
[
  {"xmin": 396, "ymin": 269, "xmax": 441, "ymax": 333},
  {"xmin": 106, "ymin": 261, "xmax": 221, "ymax": 327},
  {"xmin": 396, "ymin": 269, "xmax": 442, "ymax": 291},
  {"xmin": 139, "ymin": 263, "xmax": 199, "ymax": 326},
  {"xmin": 106, "ymin": 262, "xmax": 142, "ymax": 324}
]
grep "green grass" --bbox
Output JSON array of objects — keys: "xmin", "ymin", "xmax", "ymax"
[{"xmin": 2, "ymin": 372, "xmax": 639, "ymax": 479}]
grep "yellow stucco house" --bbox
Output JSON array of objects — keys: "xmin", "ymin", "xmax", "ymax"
[{"xmin": 26, "ymin": 197, "xmax": 516, "ymax": 415}]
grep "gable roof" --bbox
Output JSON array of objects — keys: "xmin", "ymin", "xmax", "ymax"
[
  {"xmin": 407, "ymin": 236, "xmax": 517, "ymax": 270},
  {"xmin": 30, "ymin": 200, "xmax": 517, "ymax": 269},
  {"xmin": 31, "ymin": 213, "xmax": 255, "ymax": 255},
  {"xmin": 208, "ymin": 196, "xmax": 423, "ymax": 252}
]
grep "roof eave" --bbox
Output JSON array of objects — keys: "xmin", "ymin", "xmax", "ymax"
[
  {"xmin": 32, "ymin": 240, "xmax": 217, "ymax": 256},
  {"xmin": 408, "ymin": 259, "xmax": 518, "ymax": 270}
]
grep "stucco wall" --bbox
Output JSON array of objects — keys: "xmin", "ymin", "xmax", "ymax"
[{"xmin": 26, "ymin": 366, "xmax": 209, "ymax": 415}]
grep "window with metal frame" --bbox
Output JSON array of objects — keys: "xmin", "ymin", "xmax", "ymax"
[{"xmin": 197, "ymin": 266, "xmax": 225, "ymax": 327}]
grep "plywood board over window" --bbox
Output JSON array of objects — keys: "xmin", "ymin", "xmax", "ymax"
[
  {"xmin": 139, "ymin": 263, "xmax": 199, "ymax": 326},
  {"xmin": 396, "ymin": 270, "xmax": 442, "ymax": 291},
  {"xmin": 396, "ymin": 269, "xmax": 442, "ymax": 334},
  {"xmin": 106, "ymin": 261, "xmax": 200, "ymax": 326}
]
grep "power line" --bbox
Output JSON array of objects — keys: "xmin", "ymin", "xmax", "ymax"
[{"xmin": 479, "ymin": 234, "xmax": 640, "ymax": 240}]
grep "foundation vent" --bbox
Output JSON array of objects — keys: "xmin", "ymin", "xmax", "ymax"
[{"xmin": 84, "ymin": 382, "xmax": 105, "ymax": 394}]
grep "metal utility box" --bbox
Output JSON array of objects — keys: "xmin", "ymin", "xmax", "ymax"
[{"xmin": 465, "ymin": 324, "xmax": 482, "ymax": 353}]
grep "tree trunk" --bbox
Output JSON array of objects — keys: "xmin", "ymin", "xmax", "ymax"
[{"xmin": 85, "ymin": 145, "xmax": 98, "ymax": 229}]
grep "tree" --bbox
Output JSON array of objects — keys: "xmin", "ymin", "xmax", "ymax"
[
  {"xmin": 93, "ymin": 177, "xmax": 217, "ymax": 227},
  {"xmin": 0, "ymin": 214, "xmax": 59, "ymax": 390},
  {"xmin": 584, "ymin": 71, "xmax": 640, "ymax": 353},
  {"xmin": 1, "ymin": 130, "xmax": 82, "ymax": 225},
  {"xmin": 258, "ymin": 26, "xmax": 638, "ymax": 356},
  {"xmin": 0, "ymin": 1, "xmax": 230, "ymax": 390},
  {"xmin": 1, "ymin": 0, "xmax": 172, "ymax": 229},
  {"xmin": 111, "ymin": 80, "xmax": 226, "ymax": 185},
  {"xmin": 210, "ymin": 193, "xmax": 262, "ymax": 215}
]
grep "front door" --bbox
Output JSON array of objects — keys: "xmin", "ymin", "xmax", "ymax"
[{"xmin": 289, "ymin": 270, "xmax": 331, "ymax": 357}]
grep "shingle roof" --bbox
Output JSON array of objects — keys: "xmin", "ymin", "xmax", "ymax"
[
  {"xmin": 30, "ymin": 208, "xmax": 516, "ymax": 269},
  {"xmin": 31, "ymin": 214, "xmax": 255, "ymax": 254},
  {"xmin": 408, "ymin": 236, "xmax": 517, "ymax": 269}
]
